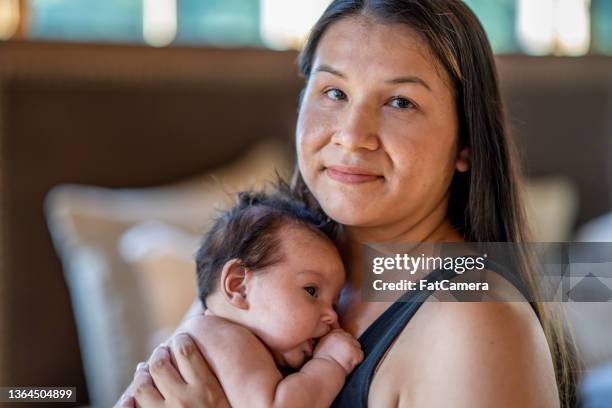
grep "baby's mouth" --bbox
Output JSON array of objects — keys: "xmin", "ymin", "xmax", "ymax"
[{"xmin": 305, "ymin": 338, "xmax": 315, "ymax": 356}]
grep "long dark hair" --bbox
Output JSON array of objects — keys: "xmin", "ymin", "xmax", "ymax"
[{"xmin": 292, "ymin": 0, "xmax": 577, "ymax": 406}]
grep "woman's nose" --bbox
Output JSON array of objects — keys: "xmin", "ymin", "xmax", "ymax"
[{"xmin": 331, "ymin": 102, "xmax": 380, "ymax": 151}]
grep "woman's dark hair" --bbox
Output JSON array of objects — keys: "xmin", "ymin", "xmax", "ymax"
[
  {"xmin": 291, "ymin": 1, "xmax": 578, "ymax": 406},
  {"xmin": 196, "ymin": 186, "xmax": 339, "ymax": 308}
]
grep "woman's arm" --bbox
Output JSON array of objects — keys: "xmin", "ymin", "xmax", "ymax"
[
  {"xmin": 381, "ymin": 301, "xmax": 559, "ymax": 407},
  {"xmin": 115, "ymin": 299, "xmax": 230, "ymax": 408}
]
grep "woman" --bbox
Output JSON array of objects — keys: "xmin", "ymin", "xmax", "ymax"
[{"xmin": 120, "ymin": 0, "xmax": 576, "ymax": 406}]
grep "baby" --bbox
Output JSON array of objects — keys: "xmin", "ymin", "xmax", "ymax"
[{"xmin": 188, "ymin": 190, "xmax": 363, "ymax": 408}]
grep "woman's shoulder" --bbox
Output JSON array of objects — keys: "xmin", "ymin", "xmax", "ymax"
[
  {"xmin": 370, "ymin": 295, "xmax": 559, "ymax": 407},
  {"xmin": 417, "ymin": 299, "xmax": 543, "ymax": 348}
]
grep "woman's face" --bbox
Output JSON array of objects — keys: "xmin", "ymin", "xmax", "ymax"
[{"xmin": 297, "ymin": 17, "xmax": 464, "ymax": 237}]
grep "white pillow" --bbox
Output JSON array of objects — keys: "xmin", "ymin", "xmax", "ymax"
[
  {"xmin": 119, "ymin": 220, "xmax": 200, "ymax": 350},
  {"xmin": 45, "ymin": 141, "xmax": 290, "ymax": 408}
]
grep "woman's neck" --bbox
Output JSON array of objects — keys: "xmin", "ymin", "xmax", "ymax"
[
  {"xmin": 343, "ymin": 202, "xmax": 463, "ymax": 288},
  {"xmin": 346, "ymin": 190, "xmax": 462, "ymax": 244},
  {"xmin": 336, "ymin": 197, "xmax": 464, "ymax": 336}
]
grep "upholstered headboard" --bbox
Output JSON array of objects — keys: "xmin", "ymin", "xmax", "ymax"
[{"xmin": 1, "ymin": 41, "xmax": 611, "ymax": 405}]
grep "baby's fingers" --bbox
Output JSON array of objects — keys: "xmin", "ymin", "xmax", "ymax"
[{"xmin": 349, "ymin": 336, "xmax": 362, "ymax": 348}]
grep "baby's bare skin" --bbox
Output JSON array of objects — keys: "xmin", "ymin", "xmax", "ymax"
[
  {"xmin": 181, "ymin": 313, "xmax": 362, "ymax": 408},
  {"xmin": 172, "ymin": 226, "xmax": 363, "ymax": 407},
  {"xmin": 122, "ymin": 225, "xmax": 363, "ymax": 408}
]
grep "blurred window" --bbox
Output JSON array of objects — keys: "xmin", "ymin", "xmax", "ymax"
[
  {"xmin": 8, "ymin": 0, "xmax": 612, "ymax": 55},
  {"xmin": 463, "ymin": 0, "xmax": 519, "ymax": 54},
  {"xmin": 516, "ymin": 0, "xmax": 591, "ymax": 56},
  {"xmin": 29, "ymin": 0, "xmax": 143, "ymax": 43},
  {"xmin": 26, "ymin": 0, "xmax": 262, "ymax": 46},
  {"xmin": 592, "ymin": 0, "xmax": 612, "ymax": 54},
  {"xmin": 0, "ymin": 0, "xmax": 20, "ymax": 40},
  {"xmin": 176, "ymin": 0, "xmax": 261, "ymax": 46}
]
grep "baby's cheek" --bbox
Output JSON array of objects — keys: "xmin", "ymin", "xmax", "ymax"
[{"xmin": 262, "ymin": 319, "xmax": 302, "ymax": 350}]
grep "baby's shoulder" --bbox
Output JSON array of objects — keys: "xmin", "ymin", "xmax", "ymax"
[{"xmin": 182, "ymin": 313, "xmax": 256, "ymax": 346}]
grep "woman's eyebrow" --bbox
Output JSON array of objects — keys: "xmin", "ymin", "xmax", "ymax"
[
  {"xmin": 313, "ymin": 64, "xmax": 345, "ymax": 78},
  {"xmin": 313, "ymin": 64, "xmax": 431, "ymax": 91},
  {"xmin": 385, "ymin": 76, "xmax": 432, "ymax": 91}
]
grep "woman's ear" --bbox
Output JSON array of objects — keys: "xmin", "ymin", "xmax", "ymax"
[
  {"xmin": 219, "ymin": 259, "xmax": 251, "ymax": 310},
  {"xmin": 455, "ymin": 146, "xmax": 471, "ymax": 173}
]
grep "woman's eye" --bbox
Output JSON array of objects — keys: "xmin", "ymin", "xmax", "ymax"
[
  {"xmin": 305, "ymin": 286, "xmax": 318, "ymax": 297},
  {"xmin": 324, "ymin": 88, "xmax": 347, "ymax": 101},
  {"xmin": 389, "ymin": 97, "xmax": 415, "ymax": 110}
]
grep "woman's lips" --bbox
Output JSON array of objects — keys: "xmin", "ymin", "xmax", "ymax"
[{"xmin": 325, "ymin": 165, "xmax": 382, "ymax": 184}]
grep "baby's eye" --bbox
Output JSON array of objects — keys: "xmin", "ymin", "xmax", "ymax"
[
  {"xmin": 305, "ymin": 286, "xmax": 318, "ymax": 297},
  {"xmin": 324, "ymin": 88, "xmax": 347, "ymax": 101},
  {"xmin": 389, "ymin": 96, "xmax": 415, "ymax": 110}
]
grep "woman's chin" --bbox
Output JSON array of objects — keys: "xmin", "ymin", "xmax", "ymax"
[{"xmin": 321, "ymin": 202, "xmax": 381, "ymax": 227}]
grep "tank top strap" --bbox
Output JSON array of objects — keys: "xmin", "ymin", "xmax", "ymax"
[
  {"xmin": 332, "ymin": 259, "xmax": 532, "ymax": 407},
  {"xmin": 332, "ymin": 267, "xmax": 460, "ymax": 407}
]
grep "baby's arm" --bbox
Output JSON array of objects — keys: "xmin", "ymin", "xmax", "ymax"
[
  {"xmin": 274, "ymin": 328, "xmax": 364, "ymax": 407},
  {"xmin": 184, "ymin": 316, "xmax": 362, "ymax": 408}
]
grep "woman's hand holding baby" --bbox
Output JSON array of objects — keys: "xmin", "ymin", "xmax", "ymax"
[
  {"xmin": 313, "ymin": 328, "xmax": 364, "ymax": 375},
  {"xmin": 116, "ymin": 332, "xmax": 231, "ymax": 408}
]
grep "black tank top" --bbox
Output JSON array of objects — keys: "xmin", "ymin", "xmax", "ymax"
[{"xmin": 331, "ymin": 264, "xmax": 527, "ymax": 407}]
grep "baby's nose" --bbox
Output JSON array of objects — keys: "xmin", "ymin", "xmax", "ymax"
[{"xmin": 321, "ymin": 307, "xmax": 339, "ymax": 326}]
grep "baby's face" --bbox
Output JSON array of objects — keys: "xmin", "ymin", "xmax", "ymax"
[{"xmin": 246, "ymin": 225, "xmax": 345, "ymax": 369}]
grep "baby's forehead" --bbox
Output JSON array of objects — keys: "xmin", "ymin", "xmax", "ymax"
[
  {"xmin": 276, "ymin": 224, "xmax": 340, "ymax": 258},
  {"xmin": 274, "ymin": 219, "xmax": 329, "ymax": 242},
  {"xmin": 276, "ymin": 227, "xmax": 344, "ymax": 278}
]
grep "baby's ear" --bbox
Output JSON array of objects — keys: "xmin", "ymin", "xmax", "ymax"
[{"xmin": 220, "ymin": 259, "xmax": 251, "ymax": 309}]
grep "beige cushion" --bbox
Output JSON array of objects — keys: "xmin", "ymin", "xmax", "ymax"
[
  {"xmin": 523, "ymin": 177, "xmax": 578, "ymax": 242},
  {"xmin": 118, "ymin": 221, "xmax": 200, "ymax": 349},
  {"xmin": 45, "ymin": 141, "xmax": 290, "ymax": 408}
]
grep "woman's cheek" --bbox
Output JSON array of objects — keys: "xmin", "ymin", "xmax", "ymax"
[
  {"xmin": 297, "ymin": 104, "xmax": 336, "ymax": 171},
  {"xmin": 385, "ymin": 133, "xmax": 446, "ymax": 201},
  {"xmin": 299, "ymin": 100, "xmax": 337, "ymax": 143}
]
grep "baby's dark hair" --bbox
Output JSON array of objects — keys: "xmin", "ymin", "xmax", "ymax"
[{"xmin": 196, "ymin": 186, "xmax": 340, "ymax": 308}]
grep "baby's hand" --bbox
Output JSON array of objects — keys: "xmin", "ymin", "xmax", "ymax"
[{"xmin": 313, "ymin": 328, "xmax": 364, "ymax": 374}]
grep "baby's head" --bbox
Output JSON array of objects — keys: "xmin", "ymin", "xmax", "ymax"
[{"xmin": 196, "ymin": 190, "xmax": 345, "ymax": 368}]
